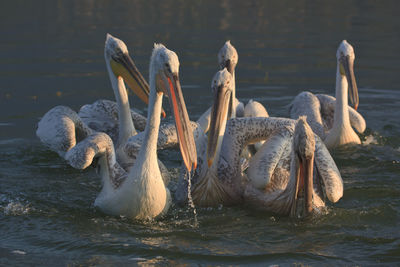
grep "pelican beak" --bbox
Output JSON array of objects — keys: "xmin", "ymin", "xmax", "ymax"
[
  {"xmin": 223, "ymin": 59, "xmax": 234, "ymax": 75},
  {"xmin": 302, "ymin": 155, "xmax": 314, "ymax": 216},
  {"xmin": 340, "ymin": 55, "xmax": 359, "ymax": 110},
  {"xmin": 206, "ymin": 84, "xmax": 232, "ymax": 167},
  {"xmin": 111, "ymin": 53, "xmax": 166, "ymax": 117},
  {"xmin": 292, "ymin": 154, "xmax": 314, "ymax": 217},
  {"xmin": 163, "ymin": 72, "xmax": 197, "ymax": 171}
]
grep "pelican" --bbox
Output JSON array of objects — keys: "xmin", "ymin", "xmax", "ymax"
[
  {"xmin": 176, "ymin": 69, "xmax": 343, "ymax": 216},
  {"xmin": 36, "ymin": 35, "xmax": 170, "ymax": 181},
  {"xmin": 36, "ymin": 34, "xmax": 151, "ymax": 159},
  {"xmin": 65, "ymin": 43, "xmax": 197, "ymax": 219},
  {"xmin": 197, "ymin": 40, "xmax": 244, "ymax": 132},
  {"xmin": 290, "ymin": 40, "xmax": 366, "ymax": 149},
  {"xmin": 126, "ymin": 41, "xmax": 246, "ymax": 151},
  {"xmin": 243, "ymin": 116, "xmax": 343, "ymax": 216},
  {"xmin": 79, "ymin": 33, "xmax": 154, "ymax": 156},
  {"xmin": 175, "ymin": 68, "xmax": 241, "ymax": 206}
]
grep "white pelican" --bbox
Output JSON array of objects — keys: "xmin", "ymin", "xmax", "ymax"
[
  {"xmin": 199, "ymin": 41, "xmax": 270, "ymax": 156},
  {"xmin": 197, "ymin": 40, "xmax": 244, "ymax": 132},
  {"xmin": 175, "ymin": 68, "xmax": 240, "ymax": 206},
  {"xmin": 243, "ymin": 117, "xmax": 343, "ymax": 216},
  {"xmin": 36, "ymin": 35, "xmax": 170, "ymax": 182},
  {"xmin": 36, "ymin": 34, "xmax": 151, "ymax": 159},
  {"xmin": 79, "ymin": 33, "xmax": 153, "ymax": 152},
  {"xmin": 36, "ymin": 105, "xmax": 94, "ymax": 158},
  {"xmin": 126, "ymin": 41, "xmax": 245, "ymax": 151},
  {"xmin": 290, "ymin": 40, "xmax": 366, "ymax": 149},
  {"xmin": 65, "ymin": 43, "xmax": 197, "ymax": 219},
  {"xmin": 176, "ymin": 70, "xmax": 343, "ymax": 216},
  {"xmin": 217, "ymin": 40, "xmax": 244, "ymax": 118}
]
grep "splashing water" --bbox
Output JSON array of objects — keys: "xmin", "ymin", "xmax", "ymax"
[
  {"xmin": 186, "ymin": 170, "xmax": 198, "ymax": 227},
  {"xmin": 363, "ymin": 134, "xmax": 379, "ymax": 145},
  {"xmin": 3, "ymin": 201, "xmax": 33, "ymax": 216}
]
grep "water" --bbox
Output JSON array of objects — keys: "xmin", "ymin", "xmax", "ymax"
[{"xmin": 1, "ymin": 0, "xmax": 400, "ymax": 265}]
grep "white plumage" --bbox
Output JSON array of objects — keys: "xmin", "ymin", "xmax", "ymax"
[
  {"xmin": 66, "ymin": 44, "xmax": 196, "ymax": 219},
  {"xmin": 175, "ymin": 69, "xmax": 342, "ymax": 216},
  {"xmin": 37, "ymin": 38, "xmax": 200, "ymax": 219},
  {"xmin": 220, "ymin": 117, "xmax": 343, "ymax": 217},
  {"xmin": 197, "ymin": 40, "xmax": 244, "ymax": 133},
  {"xmin": 290, "ymin": 40, "xmax": 366, "ymax": 149},
  {"xmin": 37, "ymin": 34, "xmax": 150, "ymax": 166}
]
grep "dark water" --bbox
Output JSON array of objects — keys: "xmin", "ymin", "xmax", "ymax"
[{"xmin": 1, "ymin": 0, "xmax": 400, "ymax": 265}]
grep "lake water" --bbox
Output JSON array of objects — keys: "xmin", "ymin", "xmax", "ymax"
[{"xmin": 1, "ymin": 0, "xmax": 399, "ymax": 265}]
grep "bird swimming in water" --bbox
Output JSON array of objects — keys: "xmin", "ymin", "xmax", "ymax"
[
  {"xmin": 290, "ymin": 40, "xmax": 366, "ymax": 149},
  {"xmin": 174, "ymin": 70, "xmax": 342, "ymax": 217},
  {"xmin": 64, "ymin": 43, "xmax": 197, "ymax": 219}
]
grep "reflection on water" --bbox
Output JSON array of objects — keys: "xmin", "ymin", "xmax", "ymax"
[{"xmin": 0, "ymin": 0, "xmax": 400, "ymax": 265}]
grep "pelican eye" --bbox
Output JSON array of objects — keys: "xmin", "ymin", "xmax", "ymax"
[
  {"xmin": 111, "ymin": 49, "xmax": 125, "ymax": 63},
  {"xmin": 115, "ymin": 48, "xmax": 124, "ymax": 57},
  {"xmin": 165, "ymin": 63, "xmax": 171, "ymax": 73}
]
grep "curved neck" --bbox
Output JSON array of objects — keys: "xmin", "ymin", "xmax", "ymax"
[
  {"xmin": 332, "ymin": 64, "xmax": 351, "ymax": 129},
  {"xmin": 98, "ymin": 147, "xmax": 127, "ymax": 190},
  {"xmin": 69, "ymin": 133, "xmax": 127, "ymax": 190},
  {"xmin": 134, "ymin": 72, "xmax": 162, "ymax": 167},
  {"xmin": 218, "ymin": 117, "xmax": 295, "ymax": 184},
  {"xmin": 106, "ymin": 63, "xmax": 137, "ymax": 146}
]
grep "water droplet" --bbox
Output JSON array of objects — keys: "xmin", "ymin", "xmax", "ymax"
[{"xmin": 186, "ymin": 169, "xmax": 198, "ymax": 227}]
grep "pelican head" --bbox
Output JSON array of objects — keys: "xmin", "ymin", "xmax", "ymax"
[
  {"xmin": 206, "ymin": 68, "xmax": 233, "ymax": 167},
  {"xmin": 150, "ymin": 43, "xmax": 197, "ymax": 171},
  {"xmin": 104, "ymin": 34, "xmax": 167, "ymax": 117},
  {"xmin": 218, "ymin": 40, "xmax": 238, "ymax": 75},
  {"xmin": 337, "ymin": 40, "xmax": 359, "ymax": 110},
  {"xmin": 292, "ymin": 116, "xmax": 316, "ymax": 217}
]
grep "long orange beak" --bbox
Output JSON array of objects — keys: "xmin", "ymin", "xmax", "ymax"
[
  {"xmin": 292, "ymin": 154, "xmax": 314, "ymax": 217},
  {"xmin": 164, "ymin": 73, "xmax": 197, "ymax": 171}
]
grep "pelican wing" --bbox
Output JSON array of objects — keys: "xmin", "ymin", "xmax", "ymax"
[
  {"xmin": 316, "ymin": 94, "xmax": 366, "ymax": 133},
  {"xmin": 124, "ymin": 120, "xmax": 200, "ymax": 157},
  {"xmin": 218, "ymin": 117, "xmax": 296, "ymax": 186},
  {"xmin": 36, "ymin": 106, "xmax": 93, "ymax": 157},
  {"xmin": 78, "ymin": 99, "xmax": 147, "ymax": 144},
  {"xmin": 247, "ymin": 129, "xmax": 292, "ymax": 190},
  {"xmin": 289, "ymin": 92, "xmax": 325, "ymax": 138},
  {"xmin": 314, "ymin": 135, "xmax": 343, "ymax": 203}
]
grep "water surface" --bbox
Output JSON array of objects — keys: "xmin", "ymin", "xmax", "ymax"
[{"xmin": 1, "ymin": 0, "xmax": 399, "ymax": 265}]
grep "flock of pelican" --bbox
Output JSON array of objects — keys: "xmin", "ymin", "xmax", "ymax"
[{"xmin": 36, "ymin": 34, "xmax": 366, "ymax": 220}]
